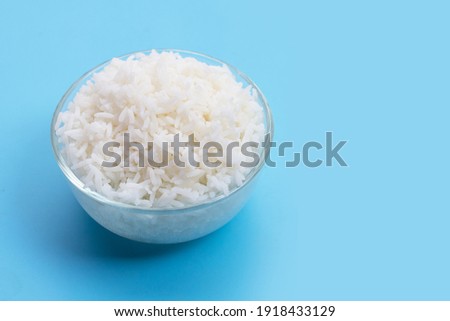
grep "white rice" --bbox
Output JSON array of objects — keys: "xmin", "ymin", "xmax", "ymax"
[{"xmin": 56, "ymin": 51, "xmax": 265, "ymax": 207}]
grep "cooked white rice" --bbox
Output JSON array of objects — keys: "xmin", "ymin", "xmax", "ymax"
[{"xmin": 56, "ymin": 51, "xmax": 265, "ymax": 207}]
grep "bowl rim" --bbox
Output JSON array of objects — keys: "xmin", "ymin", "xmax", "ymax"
[{"xmin": 50, "ymin": 49, "xmax": 274, "ymax": 212}]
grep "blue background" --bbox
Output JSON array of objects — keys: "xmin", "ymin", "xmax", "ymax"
[{"xmin": 0, "ymin": 0, "xmax": 449, "ymax": 300}]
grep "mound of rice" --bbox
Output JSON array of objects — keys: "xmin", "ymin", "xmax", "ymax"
[{"xmin": 56, "ymin": 51, "xmax": 265, "ymax": 207}]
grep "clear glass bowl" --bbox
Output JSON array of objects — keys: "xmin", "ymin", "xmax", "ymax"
[{"xmin": 50, "ymin": 49, "xmax": 273, "ymax": 244}]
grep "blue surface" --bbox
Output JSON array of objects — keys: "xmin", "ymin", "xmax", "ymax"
[{"xmin": 0, "ymin": 0, "xmax": 449, "ymax": 300}]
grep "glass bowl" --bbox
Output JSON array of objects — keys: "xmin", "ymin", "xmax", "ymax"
[{"xmin": 50, "ymin": 49, "xmax": 273, "ymax": 244}]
